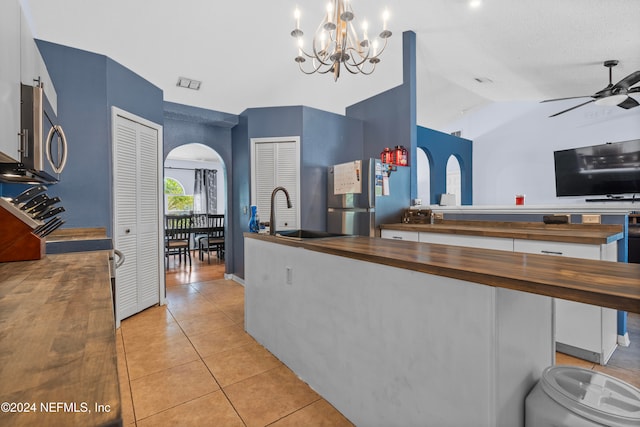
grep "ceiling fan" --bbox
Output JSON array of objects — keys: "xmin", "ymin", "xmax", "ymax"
[{"xmin": 541, "ymin": 60, "xmax": 640, "ymax": 117}]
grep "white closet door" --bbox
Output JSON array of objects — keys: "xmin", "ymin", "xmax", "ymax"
[
  {"xmin": 113, "ymin": 110, "xmax": 162, "ymax": 322},
  {"xmin": 251, "ymin": 138, "xmax": 300, "ymax": 230},
  {"xmin": 137, "ymin": 124, "xmax": 160, "ymax": 309},
  {"xmin": 114, "ymin": 116, "xmax": 139, "ymax": 320}
]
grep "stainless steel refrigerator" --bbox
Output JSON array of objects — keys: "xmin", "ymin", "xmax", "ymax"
[{"xmin": 327, "ymin": 158, "xmax": 410, "ymax": 237}]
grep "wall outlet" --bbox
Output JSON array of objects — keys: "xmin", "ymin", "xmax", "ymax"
[
  {"xmin": 286, "ymin": 267, "xmax": 293, "ymax": 285},
  {"xmin": 582, "ymin": 214, "xmax": 601, "ymax": 224}
]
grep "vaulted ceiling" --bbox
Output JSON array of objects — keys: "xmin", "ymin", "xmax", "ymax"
[{"xmin": 21, "ymin": 0, "xmax": 640, "ymax": 130}]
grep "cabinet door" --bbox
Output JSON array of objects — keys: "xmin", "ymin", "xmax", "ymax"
[
  {"xmin": 513, "ymin": 238, "xmax": 616, "ymax": 363},
  {"xmin": 380, "ymin": 229, "xmax": 419, "ymax": 242},
  {"xmin": 0, "ymin": 0, "xmax": 21, "ymax": 159},
  {"xmin": 419, "ymin": 232, "xmax": 514, "ymax": 251},
  {"xmin": 20, "ymin": 9, "xmax": 57, "ymax": 114},
  {"xmin": 251, "ymin": 138, "xmax": 300, "ymax": 230}
]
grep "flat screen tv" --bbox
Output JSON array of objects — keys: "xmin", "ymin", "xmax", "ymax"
[{"xmin": 554, "ymin": 139, "xmax": 640, "ymax": 197}]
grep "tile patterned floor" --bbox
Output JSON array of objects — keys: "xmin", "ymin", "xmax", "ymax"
[
  {"xmin": 117, "ymin": 254, "xmax": 640, "ymax": 426},
  {"xmin": 116, "ymin": 255, "xmax": 353, "ymax": 426}
]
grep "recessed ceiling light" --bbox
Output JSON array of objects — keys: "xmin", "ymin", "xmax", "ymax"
[
  {"xmin": 469, "ymin": 0, "xmax": 482, "ymax": 8},
  {"xmin": 177, "ymin": 77, "xmax": 202, "ymax": 90}
]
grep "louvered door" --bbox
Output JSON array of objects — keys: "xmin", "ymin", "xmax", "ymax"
[
  {"xmin": 113, "ymin": 109, "xmax": 163, "ymax": 323},
  {"xmin": 251, "ymin": 138, "xmax": 300, "ymax": 231}
]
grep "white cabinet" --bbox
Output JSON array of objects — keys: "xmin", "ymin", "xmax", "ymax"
[
  {"xmin": 20, "ymin": 8, "xmax": 57, "ymax": 114},
  {"xmin": 380, "ymin": 229, "xmax": 419, "ymax": 241},
  {"xmin": 419, "ymin": 232, "xmax": 513, "ymax": 251},
  {"xmin": 513, "ymin": 239, "xmax": 618, "ymax": 364},
  {"xmin": 0, "ymin": 0, "xmax": 58, "ymax": 161},
  {"xmin": 0, "ymin": 0, "xmax": 21, "ymax": 159}
]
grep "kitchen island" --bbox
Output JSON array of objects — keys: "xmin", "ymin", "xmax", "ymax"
[
  {"xmin": 244, "ymin": 233, "xmax": 640, "ymax": 427},
  {"xmin": 0, "ymin": 251, "xmax": 121, "ymax": 427},
  {"xmin": 380, "ymin": 220, "xmax": 628, "ymax": 364}
]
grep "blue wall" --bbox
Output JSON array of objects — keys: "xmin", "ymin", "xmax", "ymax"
[
  {"xmin": 163, "ymin": 101, "xmax": 237, "ymax": 274},
  {"xmin": 417, "ymin": 126, "xmax": 473, "ymax": 205},
  {"xmin": 230, "ymin": 106, "xmax": 363, "ymax": 278},
  {"xmin": 17, "ymin": 40, "xmax": 164, "ymax": 237},
  {"xmin": 347, "ymin": 31, "xmax": 417, "ymax": 201}
]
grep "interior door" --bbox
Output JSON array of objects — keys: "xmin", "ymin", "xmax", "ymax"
[{"xmin": 113, "ymin": 109, "xmax": 163, "ymax": 324}]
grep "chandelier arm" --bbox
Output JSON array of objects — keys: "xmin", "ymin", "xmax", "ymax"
[{"xmin": 371, "ymin": 37, "xmax": 390, "ymax": 58}]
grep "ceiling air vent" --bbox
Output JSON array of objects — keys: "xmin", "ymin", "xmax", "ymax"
[{"xmin": 176, "ymin": 77, "xmax": 202, "ymax": 90}]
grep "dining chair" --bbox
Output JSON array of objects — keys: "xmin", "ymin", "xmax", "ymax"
[
  {"xmin": 165, "ymin": 214, "xmax": 193, "ymax": 266},
  {"xmin": 198, "ymin": 214, "xmax": 224, "ymax": 263}
]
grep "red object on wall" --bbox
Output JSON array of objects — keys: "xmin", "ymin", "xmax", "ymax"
[
  {"xmin": 380, "ymin": 147, "xmax": 392, "ymax": 164},
  {"xmin": 393, "ymin": 145, "xmax": 408, "ymax": 166}
]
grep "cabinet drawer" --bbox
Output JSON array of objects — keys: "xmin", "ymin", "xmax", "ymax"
[
  {"xmin": 513, "ymin": 239, "xmax": 601, "ymax": 260},
  {"xmin": 419, "ymin": 232, "xmax": 513, "ymax": 251},
  {"xmin": 380, "ymin": 229, "xmax": 419, "ymax": 242}
]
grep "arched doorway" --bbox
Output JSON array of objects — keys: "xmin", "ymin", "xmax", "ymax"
[
  {"xmin": 446, "ymin": 155, "xmax": 462, "ymax": 206},
  {"xmin": 416, "ymin": 148, "xmax": 431, "ymax": 205},
  {"xmin": 164, "ymin": 143, "xmax": 227, "ymax": 275}
]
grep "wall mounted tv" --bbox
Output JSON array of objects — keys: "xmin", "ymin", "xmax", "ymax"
[{"xmin": 554, "ymin": 139, "xmax": 640, "ymax": 197}]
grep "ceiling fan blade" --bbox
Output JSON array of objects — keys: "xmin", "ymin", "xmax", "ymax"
[
  {"xmin": 617, "ymin": 96, "xmax": 639, "ymax": 109},
  {"xmin": 612, "ymin": 70, "xmax": 640, "ymax": 90},
  {"xmin": 548, "ymin": 99, "xmax": 595, "ymax": 117},
  {"xmin": 540, "ymin": 95, "xmax": 593, "ymax": 103}
]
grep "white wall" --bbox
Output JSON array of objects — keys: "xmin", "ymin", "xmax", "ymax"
[{"xmin": 442, "ymin": 100, "xmax": 640, "ymax": 205}]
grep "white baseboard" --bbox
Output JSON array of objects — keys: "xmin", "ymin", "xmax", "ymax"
[
  {"xmin": 618, "ymin": 333, "xmax": 631, "ymax": 347},
  {"xmin": 227, "ymin": 273, "xmax": 244, "ymax": 286}
]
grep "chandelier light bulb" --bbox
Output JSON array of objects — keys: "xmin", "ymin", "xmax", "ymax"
[
  {"xmin": 383, "ymin": 9, "xmax": 389, "ymax": 31},
  {"xmin": 294, "ymin": 8, "xmax": 300, "ymax": 29}
]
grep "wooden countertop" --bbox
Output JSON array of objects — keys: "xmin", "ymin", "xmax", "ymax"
[
  {"xmin": 245, "ymin": 234, "xmax": 640, "ymax": 314},
  {"xmin": 380, "ymin": 221, "xmax": 624, "ymax": 245},
  {"xmin": 0, "ymin": 251, "xmax": 121, "ymax": 427}
]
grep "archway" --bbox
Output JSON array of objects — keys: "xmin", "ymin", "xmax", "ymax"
[
  {"xmin": 164, "ymin": 143, "xmax": 227, "ymax": 273},
  {"xmin": 446, "ymin": 155, "xmax": 462, "ymax": 206},
  {"xmin": 416, "ymin": 147, "xmax": 432, "ymax": 205}
]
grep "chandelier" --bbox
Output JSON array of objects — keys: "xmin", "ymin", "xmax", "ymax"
[{"xmin": 291, "ymin": 1, "xmax": 392, "ymax": 81}]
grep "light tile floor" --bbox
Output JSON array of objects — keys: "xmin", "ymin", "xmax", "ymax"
[
  {"xmin": 117, "ymin": 255, "xmax": 640, "ymax": 426},
  {"xmin": 116, "ymin": 277, "xmax": 354, "ymax": 426}
]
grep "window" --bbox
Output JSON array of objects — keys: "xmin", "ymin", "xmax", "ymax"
[{"xmin": 164, "ymin": 177, "xmax": 193, "ymax": 212}]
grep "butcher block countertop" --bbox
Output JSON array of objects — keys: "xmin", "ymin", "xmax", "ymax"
[
  {"xmin": 0, "ymin": 251, "xmax": 121, "ymax": 427},
  {"xmin": 379, "ymin": 220, "xmax": 624, "ymax": 245},
  {"xmin": 246, "ymin": 233, "xmax": 640, "ymax": 314}
]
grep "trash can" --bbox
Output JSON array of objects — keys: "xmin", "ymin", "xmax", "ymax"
[{"xmin": 525, "ymin": 365, "xmax": 640, "ymax": 427}]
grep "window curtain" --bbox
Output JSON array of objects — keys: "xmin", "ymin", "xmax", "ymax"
[{"xmin": 193, "ymin": 169, "xmax": 217, "ymax": 214}]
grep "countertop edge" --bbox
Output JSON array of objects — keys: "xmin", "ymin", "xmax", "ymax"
[{"xmin": 244, "ymin": 233, "xmax": 640, "ymax": 314}]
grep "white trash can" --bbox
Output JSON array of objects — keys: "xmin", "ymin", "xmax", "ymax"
[{"xmin": 525, "ymin": 365, "xmax": 640, "ymax": 427}]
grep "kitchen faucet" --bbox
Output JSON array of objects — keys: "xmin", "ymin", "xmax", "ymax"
[{"xmin": 270, "ymin": 186, "xmax": 292, "ymax": 235}]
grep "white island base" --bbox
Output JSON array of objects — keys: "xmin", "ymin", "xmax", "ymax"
[{"xmin": 245, "ymin": 238, "xmax": 554, "ymax": 427}]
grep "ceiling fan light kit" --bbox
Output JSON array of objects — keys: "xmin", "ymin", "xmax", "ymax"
[{"xmin": 542, "ymin": 60, "xmax": 640, "ymax": 117}]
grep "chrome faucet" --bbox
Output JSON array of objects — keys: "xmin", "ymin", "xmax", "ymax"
[{"xmin": 270, "ymin": 186, "xmax": 292, "ymax": 235}]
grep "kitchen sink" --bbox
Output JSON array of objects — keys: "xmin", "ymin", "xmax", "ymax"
[{"xmin": 274, "ymin": 229, "xmax": 347, "ymax": 240}]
